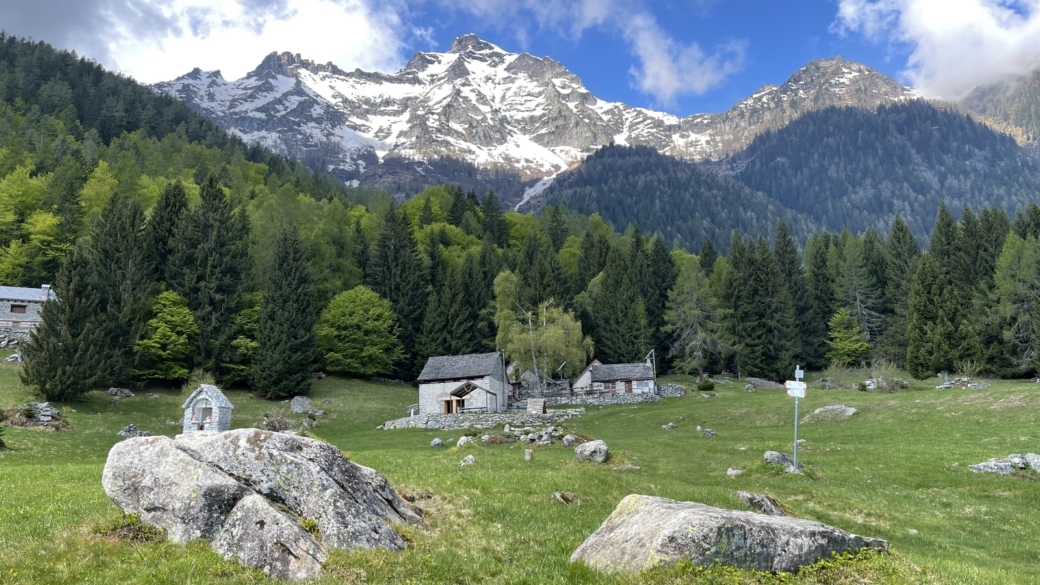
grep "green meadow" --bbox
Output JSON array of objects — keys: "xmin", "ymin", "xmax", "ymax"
[{"xmin": 2, "ymin": 355, "xmax": 1039, "ymax": 584}]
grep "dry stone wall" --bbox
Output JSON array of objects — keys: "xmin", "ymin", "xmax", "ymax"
[{"xmin": 381, "ymin": 409, "xmax": 584, "ymax": 430}]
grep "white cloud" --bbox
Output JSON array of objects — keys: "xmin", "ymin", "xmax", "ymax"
[
  {"xmin": 435, "ymin": 0, "xmax": 745, "ymax": 105},
  {"xmin": 834, "ymin": 0, "xmax": 1040, "ymax": 99},
  {"xmin": 108, "ymin": 0, "xmax": 410, "ymax": 83}
]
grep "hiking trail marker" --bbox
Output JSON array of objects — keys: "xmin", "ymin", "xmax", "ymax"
[{"xmin": 785, "ymin": 367, "xmax": 807, "ymax": 471}]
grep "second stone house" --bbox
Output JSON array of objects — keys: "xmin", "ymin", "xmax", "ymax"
[{"xmin": 572, "ymin": 359, "xmax": 657, "ymax": 395}]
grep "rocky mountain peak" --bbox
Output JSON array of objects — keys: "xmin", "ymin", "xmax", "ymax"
[
  {"xmin": 449, "ymin": 33, "xmax": 502, "ymax": 54},
  {"xmin": 249, "ymin": 51, "xmax": 347, "ymax": 78}
]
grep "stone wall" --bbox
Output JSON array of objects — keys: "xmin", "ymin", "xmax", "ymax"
[
  {"xmin": 381, "ymin": 408, "xmax": 584, "ymax": 430},
  {"xmin": 541, "ymin": 393, "xmax": 661, "ymax": 407},
  {"xmin": 0, "ymin": 328, "xmax": 31, "ymax": 348}
]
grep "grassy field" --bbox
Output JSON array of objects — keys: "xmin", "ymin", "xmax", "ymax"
[{"xmin": 1, "ymin": 358, "xmax": 1039, "ymax": 585}]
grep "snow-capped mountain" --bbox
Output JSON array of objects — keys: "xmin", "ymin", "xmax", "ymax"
[{"xmin": 153, "ymin": 34, "xmax": 917, "ymax": 201}]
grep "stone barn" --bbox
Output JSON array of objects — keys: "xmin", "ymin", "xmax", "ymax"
[
  {"xmin": 181, "ymin": 384, "xmax": 234, "ymax": 434},
  {"xmin": 0, "ymin": 284, "xmax": 56, "ymax": 330},
  {"xmin": 417, "ymin": 351, "xmax": 507, "ymax": 415},
  {"xmin": 572, "ymin": 359, "xmax": 657, "ymax": 395}
]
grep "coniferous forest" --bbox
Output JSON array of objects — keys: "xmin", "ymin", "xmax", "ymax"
[{"xmin": 7, "ymin": 35, "xmax": 1040, "ymax": 404}]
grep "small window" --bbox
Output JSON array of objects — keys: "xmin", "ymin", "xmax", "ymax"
[{"xmin": 10, "ymin": 305, "xmax": 26, "ymax": 314}]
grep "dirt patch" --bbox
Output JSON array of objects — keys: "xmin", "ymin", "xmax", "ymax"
[{"xmin": 1, "ymin": 406, "xmax": 72, "ymax": 431}]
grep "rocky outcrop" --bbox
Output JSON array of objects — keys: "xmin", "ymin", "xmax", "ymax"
[
  {"xmin": 970, "ymin": 453, "xmax": 1040, "ymax": 475},
  {"xmin": 570, "ymin": 495, "xmax": 888, "ymax": 574},
  {"xmin": 575, "ymin": 440, "xmax": 609, "ymax": 463},
  {"xmin": 102, "ymin": 429, "xmax": 419, "ymax": 581}
]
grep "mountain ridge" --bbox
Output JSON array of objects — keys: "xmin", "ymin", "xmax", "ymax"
[{"xmin": 153, "ymin": 34, "xmax": 918, "ymax": 202}]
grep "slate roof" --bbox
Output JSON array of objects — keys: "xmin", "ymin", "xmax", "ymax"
[
  {"xmin": 590, "ymin": 363, "xmax": 655, "ymax": 382},
  {"xmin": 417, "ymin": 352, "xmax": 502, "ymax": 383},
  {"xmin": 181, "ymin": 384, "xmax": 235, "ymax": 410},
  {"xmin": 0, "ymin": 286, "xmax": 55, "ymax": 302}
]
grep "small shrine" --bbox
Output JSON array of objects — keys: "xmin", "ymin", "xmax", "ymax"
[{"xmin": 181, "ymin": 384, "xmax": 234, "ymax": 435}]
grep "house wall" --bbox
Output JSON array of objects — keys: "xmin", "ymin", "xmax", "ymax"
[
  {"xmin": 573, "ymin": 370, "xmax": 592, "ymax": 392},
  {"xmin": 0, "ymin": 299, "xmax": 44, "ymax": 328},
  {"xmin": 419, "ymin": 372, "xmax": 507, "ymax": 415}
]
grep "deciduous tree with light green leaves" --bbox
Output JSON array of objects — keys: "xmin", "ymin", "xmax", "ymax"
[
  {"xmin": 826, "ymin": 307, "xmax": 871, "ymax": 366},
  {"xmin": 133, "ymin": 290, "xmax": 199, "ymax": 381},
  {"xmin": 316, "ymin": 286, "xmax": 404, "ymax": 376}
]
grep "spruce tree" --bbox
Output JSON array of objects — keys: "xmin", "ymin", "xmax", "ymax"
[
  {"xmin": 87, "ymin": 191, "xmax": 154, "ymax": 384},
  {"xmin": 699, "ymin": 237, "xmax": 717, "ymax": 276},
  {"xmin": 251, "ymin": 226, "xmax": 315, "ymax": 399},
  {"xmin": 721, "ymin": 232, "xmax": 753, "ymax": 377},
  {"xmin": 805, "ymin": 232, "xmax": 836, "ymax": 342},
  {"xmin": 739, "ymin": 237, "xmax": 797, "ymax": 380},
  {"xmin": 461, "ymin": 252, "xmax": 494, "ymax": 352},
  {"xmin": 478, "ymin": 236, "xmax": 502, "ymax": 289},
  {"xmin": 906, "ymin": 253, "xmax": 959, "ymax": 379},
  {"xmin": 826, "ymin": 307, "xmax": 871, "ymax": 366},
  {"xmin": 953, "ymin": 205, "xmax": 984, "ymax": 309},
  {"xmin": 644, "ymin": 236, "xmax": 677, "ymax": 360},
  {"xmin": 144, "ymin": 181, "xmax": 188, "ymax": 285},
  {"xmin": 480, "ymin": 190, "xmax": 508, "ymax": 248},
  {"xmin": 576, "ymin": 231, "xmax": 610, "ymax": 293},
  {"xmin": 840, "ymin": 237, "xmax": 883, "ymax": 344},
  {"xmin": 929, "ymin": 202, "xmax": 957, "ymax": 279},
  {"xmin": 592, "ymin": 248, "xmax": 647, "ymax": 363},
  {"xmin": 774, "ymin": 220, "xmax": 825, "ymax": 368},
  {"xmin": 877, "ymin": 215, "xmax": 920, "ymax": 365},
  {"xmin": 419, "ymin": 196, "xmax": 435, "ymax": 227},
  {"xmin": 367, "ymin": 202, "xmax": 427, "ymax": 377},
  {"xmin": 21, "ymin": 248, "xmax": 106, "ymax": 401},
  {"xmin": 546, "ymin": 205, "xmax": 568, "ymax": 252},
  {"xmin": 167, "ymin": 177, "xmax": 251, "ymax": 378}
]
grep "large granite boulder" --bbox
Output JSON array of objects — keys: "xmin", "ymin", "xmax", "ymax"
[
  {"xmin": 575, "ymin": 439, "xmax": 609, "ymax": 463},
  {"xmin": 213, "ymin": 494, "xmax": 327, "ymax": 581},
  {"xmin": 570, "ymin": 494, "xmax": 887, "ymax": 574},
  {"xmin": 103, "ymin": 429, "xmax": 419, "ymax": 581}
]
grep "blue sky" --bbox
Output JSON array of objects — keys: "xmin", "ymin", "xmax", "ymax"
[{"xmin": 4, "ymin": 0, "xmax": 1040, "ymax": 116}]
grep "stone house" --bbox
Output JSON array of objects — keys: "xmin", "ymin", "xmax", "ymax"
[
  {"xmin": 0, "ymin": 285, "xmax": 55, "ymax": 329},
  {"xmin": 181, "ymin": 384, "xmax": 234, "ymax": 434},
  {"xmin": 572, "ymin": 359, "xmax": 657, "ymax": 395},
  {"xmin": 417, "ymin": 351, "xmax": 507, "ymax": 415}
]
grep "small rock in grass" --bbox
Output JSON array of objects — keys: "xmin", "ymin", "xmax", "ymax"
[
  {"xmin": 117, "ymin": 424, "xmax": 150, "ymax": 438},
  {"xmin": 908, "ymin": 529, "xmax": 919, "ymax": 535},
  {"xmin": 696, "ymin": 425, "xmax": 702, "ymax": 432},
  {"xmin": 460, "ymin": 455, "xmax": 477, "ymax": 467},
  {"xmin": 457, "ymin": 436, "xmax": 474, "ymax": 448},
  {"xmin": 481, "ymin": 434, "xmax": 490, "ymax": 444},
  {"xmin": 575, "ymin": 440, "xmax": 609, "ymax": 463},
  {"xmin": 430, "ymin": 438, "xmax": 443, "ymax": 448},
  {"xmin": 703, "ymin": 429, "xmax": 716, "ymax": 437},
  {"xmin": 662, "ymin": 422, "xmax": 675, "ymax": 430},
  {"xmin": 562, "ymin": 434, "xmax": 579, "ymax": 448},
  {"xmin": 764, "ymin": 451, "xmax": 803, "ymax": 470},
  {"xmin": 612, "ymin": 464, "xmax": 641, "ymax": 471},
  {"xmin": 524, "ymin": 449, "xmax": 533, "ymax": 461},
  {"xmin": 727, "ymin": 468, "xmax": 744, "ymax": 477},
  {"xmin": 736, "ymin": 491, "xmax": 786, "ymax": 516},
  {"xmin": 813, "ymin": 405, "xmax": 857, "ymax": 417}
]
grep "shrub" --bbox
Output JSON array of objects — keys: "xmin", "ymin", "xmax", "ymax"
[
  {"xmin": 955, "ymin": 359, "xmax": 981, "ymax": 379},
  {"xmin": 180, "ymin": 368, "xmax": 215, "ymax": 394},
  {"xmin": 300, "ymin": 518, "xmax": 320, "ymax": 537},
  {"xmin": 696, "ymin": 378, "xmax": 716, "ymax": 392},
  {"xmin": 258, "ymin": 411, "xmax": 293, "ymax": 432}
]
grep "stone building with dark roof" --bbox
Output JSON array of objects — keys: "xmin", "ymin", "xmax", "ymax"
[
  {"xmin": 181, "ymin": 384, "xmax": 234, "ymax": 434},
  {"xmin": 0, "ymin": 285, "xmax": 55, "ymax": 329},
  {"xmin": 417, "ymin": 351, "xmax": 507, "ymax": 414},
  {"xmin": 572, "ymin": 359, "xmax": 657, "ymax": 395}
]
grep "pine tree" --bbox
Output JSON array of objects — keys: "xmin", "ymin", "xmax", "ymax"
[
  {"xmin": 418, "ymin": 287, "xmax": 448, "ymax": 362},
  {"xmin": 721, "ymin": 232, "xmax": 753, "ymax": 377},
  {"xmin": 251, "ymin": 226, "xmax": 315, "ymax": 399},
  {"xmin": 419, "ymin": 196, "xmax": 435, "ymax": 227},
  {"xmin": 481, "ymin": 190, "xmax": 508, "ymax": 248},
  {"xmin": 840, "ymin": 236, "xmax": 883, "ymax": 344},
  {"xmin": 167, "ymin": 177, "xmax": 251, "ymax": 378},
  {"xmin": 739, "ymin": 237, "xmax": 797, "ymax": 380},
  {"xmin": 592, "ymin": 248, "xmax": 647, "ymax": 363},
  {"xmin": 367, "ymin": 202, "xmax": 427, "ymax": 377},
  {"xmin": 877, "ymin": 215, "xmax": 920, "ymax": 366},
  {"xmin": 144, "ymin": 181, "xmax": 188, "ymax": 285},
  {"xmin": 87, "ymin": 191, "xmax": 154, "ymax": 384},
  {"xmin": 953, "ymin": 205, "xmax": 984, "ymax": 309},
  {"xmin": 576, "ymin": 231, "xmax": 610, "ymax": 293},
  {"xmin": 546, "ymin": 205, "xmax": 568, "ymax": 252},
  {"xmin": 461, "ymin": 252, "xmax": 494, "ymax": 352},
  {"xmin": 478, "ymin": 236, "xmax": 502, "ymax": 289},
  {"xmin": 21, "ymin": 248, "xmax": 106, "ymax": 401},
  {"xmin": 826, "ymin": 307, "xmax": 871, "ymax": 366},
  {"xmin": 906, "ymin": 253, "xmax": 959, "ymax": 379},
  {"xmin": 930, "ymin": 202, "xmax": 957, "ymax": 279},
  {"xmin": 773, "ymin": 219, "xmax": 825, "ymax": 368},
  {"xmin": 644, "ymin": 236, "xmax": 677, "ymax": 359},
  {"xmin": 805, "ymin": 232, "xmax": 836, "ymax": 348},
  {"xmin": 699, "ymin": 237, "xmax": 717, "ymax": 276}
]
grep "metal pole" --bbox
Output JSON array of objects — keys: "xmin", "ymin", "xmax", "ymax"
[{"xmin": 793, "ymin": 396, "xmax": 800, "ymax": 471}]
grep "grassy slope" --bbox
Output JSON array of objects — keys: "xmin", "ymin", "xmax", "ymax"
[{"xmin": 1, "ymin": 359, "xmax": 1038, "ymax": 584}]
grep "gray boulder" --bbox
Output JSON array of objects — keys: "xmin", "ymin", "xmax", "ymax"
[
  {"xmin": 575, "ymin": 440, "xmax": 609, "ymax": 463},
  {"xmin": 107, "ymin": 387, "xmax": 134, "ymax": 398},
  {"xmin": 813, "ymin": 405, "xmax": 857, "ymax": 417},
  {"xmin": 562, "ymin": 434, "xmax": 579, "ymax": 448},
  {"xmin": 570, "ymin": 494, "xmax": 887, "ymax": 574},
  {"xmin": 457, "ymin": 436, "xmax": 474, "ymax": 448},
  {"xmin": 430, "ymin": 438, "xmax": 443, "ymax": 448},
  {"xmin": 460, "ymin": 455, "xmax": 477, "ymax": 467},
  {"xmin": 102, "ymin": 436, "xmax": 251, "ymax": 544},
  {"xmin": 969, "ymin": 453, "xmax": 1037, "ymax": 475},
  {"xmin": 103, "ymin": 429, "xmax": 419, "ymax": 580},
  {"xmin": 736, "ymin": 491, "xmax": 786, "ymax": 516},
  {"xmin": 173, "ymin": 429, "xmax": 419, "ymax": 551},
  {"xmin": 764, "ymin": 451, "xmax": 803, "ymax": 470},
  {"xmin": 290, "ymin": 396, "xmax": 312, "ymax": 414},
  {"xmin": 117, "ymin": 424, "xmax": 150, "ymax": 438},
  {"xmin": 213, "ymin": 494, "xmax": 326, "ymax": 582}
]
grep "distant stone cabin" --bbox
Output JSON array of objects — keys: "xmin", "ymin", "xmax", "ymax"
[
  {"xmin": 417, "ymin": 351, "xmax": 507, "ymax": 415},
  {"xmin": 0, "ymin": 285, "xmax": 55, "ymax": 329},
  {"xmin": 572, "ymin": 359, "xmax": 657, "ymax": 395},
  {"xmin": 181, "ymin": 384, "xmax": 234, "ymax": 434}
]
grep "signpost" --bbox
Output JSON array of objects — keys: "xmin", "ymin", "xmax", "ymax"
[{"xmin": 785, "ymin": 366, "xmax": 807, "ymax": 471}]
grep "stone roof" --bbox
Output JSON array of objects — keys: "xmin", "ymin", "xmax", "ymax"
[
  {"xmin": 0, "ymin": 285, "xmax": 55, "ymax": 302},
  {"xmin": 417, "ymin": 352, "xmax": 502, "ymax": 383},
  {"xmin": 590, "ymin": 363, "xmax": 655, "ymax": 382},
  {"xmin": 181, "ymin": 384, "xmax": 234, "ymax": 410}
]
